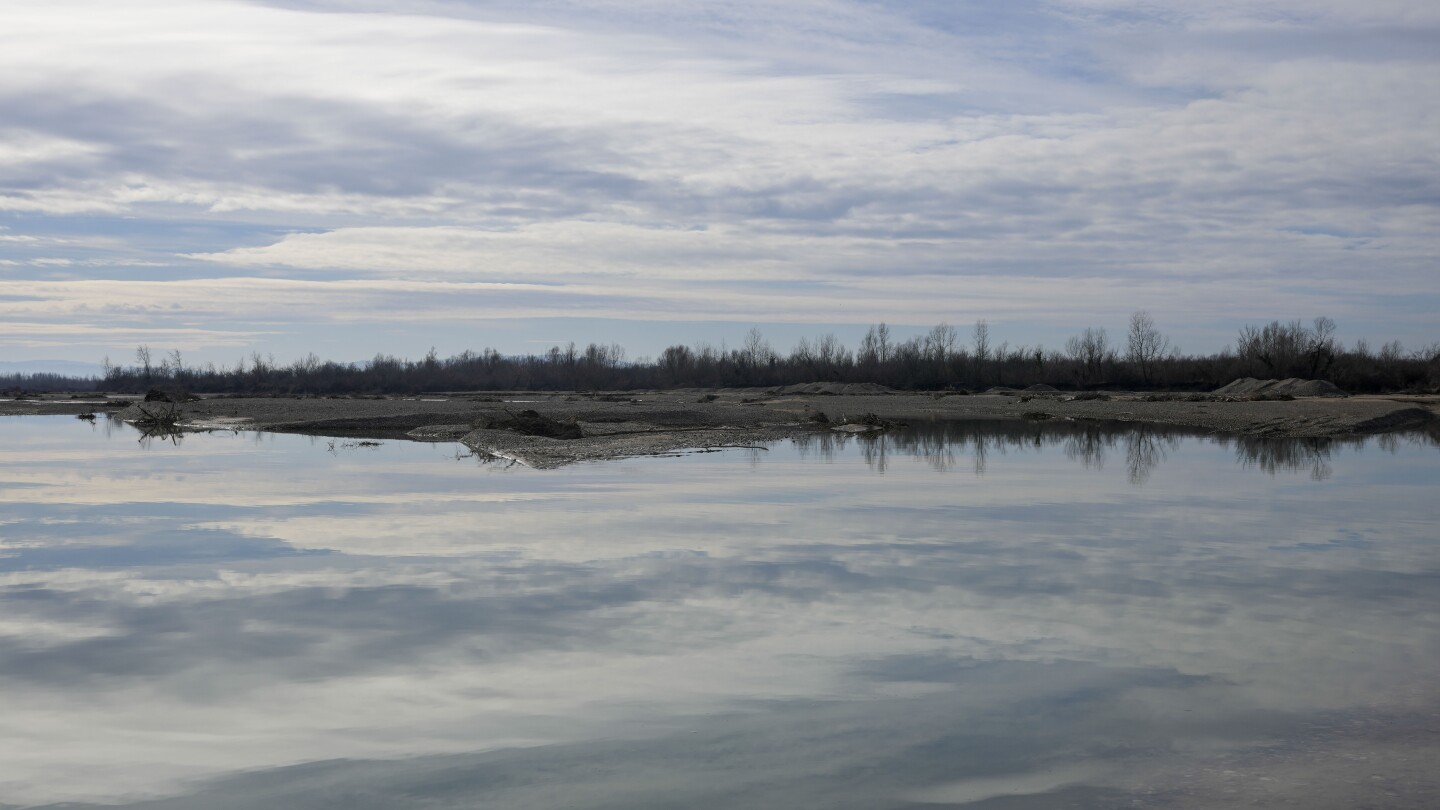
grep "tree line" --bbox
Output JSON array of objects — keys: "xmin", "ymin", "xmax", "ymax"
[{"xmin": 7, "ymin": 314, "xmax": 1437, "ymax": 395}]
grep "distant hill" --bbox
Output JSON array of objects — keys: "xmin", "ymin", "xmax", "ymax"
[{"xmin": 0, "ymin": 360, "xmax": 104, "ymax": 378}]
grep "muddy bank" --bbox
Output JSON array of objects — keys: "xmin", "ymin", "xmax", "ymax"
[{"xmin": 4, "ymin": 389, "xmax": 1436, "ymax": 467}]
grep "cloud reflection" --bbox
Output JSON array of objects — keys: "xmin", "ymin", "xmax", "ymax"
[{"xmin": 0, "ymin": 416, "xmax": 1436, "ymax": 806}]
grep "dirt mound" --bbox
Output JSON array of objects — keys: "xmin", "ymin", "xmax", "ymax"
[
  {"xmin": 1286, "ymin": 379, "xmax": 1348, "ymax": 397},
  {"xmin": 143, "ymin": 387, "xmax": 196, "ymax": 403},
  {"xmin": 478, "ymin": 409, "xmax": 583, "ymax": 439},
  {"xmin": 1214, "ymin": 378, "xmax": 1348, "ymax": 397},
  {"xmin": 1214, "ymin": 378, "xmax": 1268, "ymax": 395},
  {"xmin": 1023, "ymin": 384, "xmax": 1059, "ymax": 392},
  {"xmin": 1350, "ymin": 407, "xmax": 1437, "ymax": 434}
]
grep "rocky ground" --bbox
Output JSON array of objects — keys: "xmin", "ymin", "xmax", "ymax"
[{"xmin": 3, "ymin": 388, "xmax": 1436, "ymax": 468}]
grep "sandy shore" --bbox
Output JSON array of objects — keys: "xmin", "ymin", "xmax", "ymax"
[{"xmin": 4, "ymin": 389, "xmax": 1436, "ymax": 467}]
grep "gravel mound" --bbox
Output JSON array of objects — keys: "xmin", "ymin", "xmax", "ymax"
[
  {"xmin": 478, "ymin": 409, "xmax": 583, "ymax": 439},
  {"xmin": 1214, "ymin": 378, "xmax": 1348, "ymax": 397},
  {"xmin": 1286, "ymin": 379, "xmax": 1349, "ymax": 397},
  {"xmin": 1023, "ymin": 384, "xmax": 1060, "ymax": 392},
  {"xmin": 775, "ymin": 382, "xmax": 894, "ymax": 395}
]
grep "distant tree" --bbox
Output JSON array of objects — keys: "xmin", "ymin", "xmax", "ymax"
[
  {"xmin": 791, "ymin": 336, "xmax": 814, "ymax": 366},
  {"xmin": 250, "ymin": 351, "xmax": 272, "ymax": 385},
  {"xmin": 972, "ymin": 319, "xmax": 990, "ymax": 385},
  {"xmin": 927, "ymin": 323, "xmax": 957, "ymax": 361},
  {"xmin": 924, "ymin": 322, "xmax": 958, "ymax": 385},
  {"xmin": 1378, "ymin": 339, "xmax": 1404, "ymax": 364},
  {"xmin": 135, "ymin": 345, "xmax": 153, "ymax": 383},
  {"xmin": 859, "ymin": 322, "xmax": 892, "ymax": 366},
  {"xmin": 1235, "ymin": 317, "xmax": 1337, "ymax": 378},
  {"xmin": 1309, "ymin": 317, "xmax": 1338, "ymax": 376},
  {"xmin": 659, "ymin": 344, "xmax": 693, "ymax": 382},
  {"xmin": 1126, "ymin": 311, "xmax": 1174, "ymax": 385},
  {"xmin": 297, "ymin": 352, "xmax": 322, "ymax": 373},
  {"xmin": 79, "ymin": 319, "xmax": 1431, "ymax": 397},
  {"xmin": 1066, "ymin": 327, "xmax": 1113, "ymax": 386},
  {"xmin": 743, "ymin": 327, "xmax": 772, "ymax": 367},
  {"xmin": 814, "ymin": 333, "xmax": 849, "ymax": 377}
]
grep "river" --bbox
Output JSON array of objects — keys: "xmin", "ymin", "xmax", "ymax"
[{"xmin": 1, "ymin": 416, "xmax": 1436, "ymax": 808}]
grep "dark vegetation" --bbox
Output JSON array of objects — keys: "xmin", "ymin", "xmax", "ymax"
[
  {"xmin": 131, "ymin": 401, "xmax": 183, "ymax": 431},
  {"xmin": 8, "ymin": 314, "xmax": 1438, "ymax": 396},
  {"xmin": 0, "ymin": 372, "xmax": 101, "ymax": 394}
]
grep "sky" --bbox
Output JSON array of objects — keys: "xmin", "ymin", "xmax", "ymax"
[{"xmin": 2, "ymin": 0, "xmax": 1437, "ymax": 370}]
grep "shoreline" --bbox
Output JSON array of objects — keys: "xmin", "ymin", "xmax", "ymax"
[{"xmin": 4, "ymin": 389, "xmax": 1436, "ymax": 468}]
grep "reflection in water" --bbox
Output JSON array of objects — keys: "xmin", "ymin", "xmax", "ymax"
[
  {"xmin": 94, "ymin": 411, "xmax": 191, "ymax": 448},
  {"xmin": 1230, "ymin": 436, "xmax": 1333, "ymax": 480},
  {"xmin": 1221, "ymin": 431, "xmax": 1438, "ymax": 481},
  {"xmin": 791, "ymin": 420, "xmax": 1191, "ymax": 479},
  {"xmin": 0, "ymin": 416, "xmax": 1437, "ymax": 808},
  {"xmin": 1123, "ymin": 427, "xmax": 1176, "ymax": 485},
  {"xmin": 795, "ymin": 419, "xmax": 1440, "ymax": 483}
]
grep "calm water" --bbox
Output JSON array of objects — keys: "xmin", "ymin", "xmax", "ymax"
[{"xmin": 1, "ymin": 416, "xmax": 1437, "ymax": 808}]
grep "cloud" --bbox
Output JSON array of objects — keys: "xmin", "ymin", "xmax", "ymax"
[{"xmin": 1, "ymin": 0, "xmax": 1436, "ymax": 360}]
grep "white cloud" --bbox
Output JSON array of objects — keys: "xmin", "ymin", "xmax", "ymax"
[{"xmin": 0, "ymin": 0, "xmax": 1436, "ymax": 359}]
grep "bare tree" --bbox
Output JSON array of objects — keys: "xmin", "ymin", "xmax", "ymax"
[
  {"xmin": 1126, "ymin": 311, "xmax": 1174, "ymax": 385},
  {"xmin": 1379, "ymin": 339, "xmax": 1405, "ymax": 364},
  {"xmin": 972, "ymin": 319, "xmax": 990, "ymax": 385},
  {"xmin": 250, "ymin": 351, "xmax": 270, "ymax": 383},
  {"xmin": 1066, "ymin": 327, "xmax": 1112, "ymax": 386},
  {"xmin": 1235, "ymin": 317, "xmax": 1338, "ymax": 378},
  {"xmin": 1308, "ymin": 317, "xmax": 1337, "ymax": 376},
  {"xmin": 659, "ymin": 344, "xmax": 693, "ymax": 382},
  {"xmin": 926, "ymin": 322, "xmax": 957, "ymax": 361},
  {"xmin": 743, "ymin": 327, "xmax": 773, "ymax": 368},
  {"xmin": 65, "ymin": 317, "xmax": 1435, "ymax": 398},
  {"xmin": 135, "ymin": 345, "xmax": 153, "ymax": 383},
  {"xmin": 815, "ymin": 333, "xmax": 849, "ymax": 372},
  {"xmin": 296, "ymin": 352, "xmax": 322, "ymax": 373},
  {"xmin": 860, "ymin": 322, "xmax": 892, "ymax": 365}
]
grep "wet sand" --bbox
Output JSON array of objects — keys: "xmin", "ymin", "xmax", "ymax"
[{"xmin": 3, "ymin": 389, "xmax": 1436, "ymax": 468}]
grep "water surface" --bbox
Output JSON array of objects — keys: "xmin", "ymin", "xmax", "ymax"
[{"xmin": 1, "ymin": 416, "xmax": 1436, "ymax": 808}]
